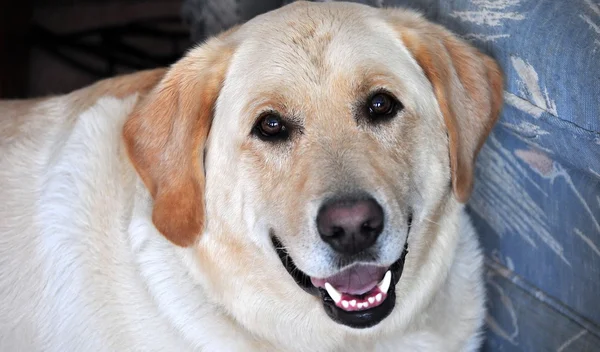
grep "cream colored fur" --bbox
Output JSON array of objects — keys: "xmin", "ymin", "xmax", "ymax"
[{"xmin": 0, "ymin": 2, "xmax": 502, "ymax": 351}]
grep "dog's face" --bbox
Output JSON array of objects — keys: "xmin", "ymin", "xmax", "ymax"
[
  {"xmin": 204, "ymin": 4, "xmax": 454, "ymax": 329},
  {"xmin": 124, "ymin": 1, "xmax": 502, "ymax": 334}
]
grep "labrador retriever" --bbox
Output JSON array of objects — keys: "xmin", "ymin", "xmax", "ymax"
[{"xmin": 0, "ymin": 1, "xmax": 502, "ymax": 351}]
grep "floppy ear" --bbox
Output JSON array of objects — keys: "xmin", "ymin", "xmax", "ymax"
[
  {"xmin": 391, "ymin": 13, "xmax": 504, "ymax": 202},
  {"xmin": 123, "ymin": 36, "xmax": 236, "ymax": 247}
]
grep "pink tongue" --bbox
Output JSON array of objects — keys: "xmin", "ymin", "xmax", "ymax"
[{"xmin": 310, "ymin": 264, "xmax": 387, "ymax": 295}]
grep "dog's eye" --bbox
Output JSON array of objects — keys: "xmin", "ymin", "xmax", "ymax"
[
  {"xmin": 253, "ymin": 113, "xmax": 289, "ymax": 141},
  {"xmin": 367, "ymin": 93, "xmax": 402, "ymax": 120}
]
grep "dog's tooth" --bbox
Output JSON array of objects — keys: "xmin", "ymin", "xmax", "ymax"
[
  {"xmin": 375, "ymin": 293, "xmax": 383, "ymax": 302},
  {"xmin": 377, "ymin": 271, "xmax": 392, "ymax": 294},
  {"xmin": 368, "ymin": 297, "xmax": 375, "ymax": 304},
  {"xmin": 342, "ymin": 300, "xmax": 349, "ymax": 309},
  {"xmin": 357, "ymin": 303, "xmax": 363, "ymax": 309},
  {"xmin": 324, "ymin": 283, "xmax": 342, "ymax": 304},
  {"xmin": 350, "ymin": 300, "xmax": 357, "ymax": 307},
  {"xmin": 363, "ymin": 302, "xmax": 369, "ymax": 308}
]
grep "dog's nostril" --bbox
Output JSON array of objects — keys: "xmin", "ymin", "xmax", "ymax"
[
  {"xmin": 316, "ymin": 196, "xmax": 384, "ymax": 255},
  {"xmin": 362, "ymin": 222, "xmax": 373, "ymax": 234},
  {"xmin": 331, "ymin": 226, "xmax": 345, "ymax": 238},
  {"xmin": 361, "ymin": 221, "xmax": 378, "ymax": 232}
]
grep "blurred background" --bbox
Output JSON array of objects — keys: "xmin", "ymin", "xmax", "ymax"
[
  {"xmin": 1, "ymin": 0, "xmax": 190, "ymax": 98},
  {"xmin": 1, "ymin": 0, "xmax": 599, "ymax": 351}
]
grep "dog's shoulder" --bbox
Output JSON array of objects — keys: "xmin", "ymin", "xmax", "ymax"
[
  {"xmin": 0, "ymin": 68, "xmax": 171, "ymax": 351},
  {"xmin": 0, "ymin": 68, "xmax": 166, "ymax": 200},
  {"xmin": 0, "ymin": 69, "xmax": 165, "ymax": 150}
]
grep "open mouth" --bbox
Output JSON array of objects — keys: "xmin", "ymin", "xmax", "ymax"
[{"xmin": 271, "ymin": 237, "xmax": 409, "ymax": 329}]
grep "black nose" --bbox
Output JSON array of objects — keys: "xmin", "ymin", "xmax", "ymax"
[{"xmin": 316, "ymin": 197, "xmax": 384, "ymax": 255}]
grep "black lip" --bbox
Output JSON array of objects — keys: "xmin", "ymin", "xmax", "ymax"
[
  {"xmin": 271, "ymin": 236, "xmax": 409, "ymax": 329},
  {"xmin": 320, "ymin": 245, "xmax": 408, "ymax": 328},
  {"xmin": 271, "ymin": 235, "xmax": 319, "ymax": 296}
]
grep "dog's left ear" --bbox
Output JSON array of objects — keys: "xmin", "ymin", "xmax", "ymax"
[
  {"xmin": 123, "ymin": 33, "xmax": 237, "ymax": 247},
  {"xmin": 389, "ymin": 12, "xmax": 504, "ymax": 202}
]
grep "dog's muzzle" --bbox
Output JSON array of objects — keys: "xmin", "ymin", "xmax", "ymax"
[{"xmin": 271, "ymin": 211, "xmax": 411, "ymax": 329}]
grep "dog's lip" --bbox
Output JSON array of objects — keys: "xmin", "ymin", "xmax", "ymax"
[
  {"xmin": 271, "ymin": 235, "xmax": 320, "ymax": 295},
  {"xmin": 270, "ymin": 234, "xmax": 409, "ymax": 328}
]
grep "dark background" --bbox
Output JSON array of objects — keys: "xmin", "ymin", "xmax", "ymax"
[{"xmin": 0, "ymin": 0, "xmax": 191, "ymax": 99}]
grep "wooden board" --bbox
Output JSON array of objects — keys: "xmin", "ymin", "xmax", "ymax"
[{"xmin": 483, "ymin": 259, "xmax": 600, "ymax": 351}]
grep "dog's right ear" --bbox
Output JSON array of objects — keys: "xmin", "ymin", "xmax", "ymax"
[{"xmin": 123, "ymin": 32, "xmax": 237, "ymax": 247}]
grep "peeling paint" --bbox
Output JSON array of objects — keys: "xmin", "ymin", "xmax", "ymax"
[
  {"xmin": 514, "ymin": 149, "xmax": 554, "ymax": 176},
  {"xmin": 556, "ymin": 165, "xmax": 600, "ymax": 234},
  {"xmin": 470, "ymin": 0, "xmax": 522, "ymax": 10},
  {"xmin": 511, "ymin": 57, "xmax": 558, "ymax": 116},
  {"xmin": 513, "ymin": 150, "xmax": 600, "ymax": 236},
  {"xmin": 504, "ymin": 132, "xmax": 553, "ymax": 155},
  {"xmin": 451, "ymin": 0, "xmax": 525, "ymax": 27},
  {"xmin": 498, "ymin": 105, "xmax": 555, "ymax": 154},
  {"xmin": 463, "ymin": 33, "xmax": 510, "ymax": 42},
  {"xmin": 485, "ymin": 271, "xmax": 519, "ymax": 345},
  {"xmin": 584, "ymin": 0, "xmax": 600, "ymax": 17},
  {"xmin": 491, "ymin": 249, "xmax": 516, "ymax": 271},
  {"xmin": 580, "ymin": 14, "xmax": 600, "ymax": 36},
  {"xmin": 511, "ymin": 148, "xmax": 600, "ymax": 255},
  {"xmin": 451, "ymin": 10, "xmax": 524, "ymax": 27},
  {"xmin": 581, "ymin": 13, "xmax": 600, "ymax": 50},
  {"xmin": 574, "ymin": 228, "xmax": 600, "ymax": 258},
  {"xmin": 557, "ymin": 329, "xmax": 588, "ymax": 352},
  {"xmin": 505, "ymin": 256, "xmax": 515, "ymax": 271},
  {"xmin": 500, "ymin": 121, "xmax": 550, "ymax": 138},
  {"xmin": 471, "ymin": 134, "xmax": 570, "ymax": 264},
  {"xmin": 505, "ymin": 92, "xmax": 545, "ymax": 118},
  {"xmin": 580, "ymin": 6, "xmax": 600, "ymax": 49}
]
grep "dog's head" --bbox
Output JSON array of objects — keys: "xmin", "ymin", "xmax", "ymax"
[{"xmin": 124, "ymin": 1, "xmax": 502, "ymax": 333}]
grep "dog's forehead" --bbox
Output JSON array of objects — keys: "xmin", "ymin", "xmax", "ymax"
[
  {"xmin": 226, "ymin": 4, "xmax": 421, "ymax": 102},
  {"xmin": 212, "ymin": 2, "xmax": 438, "ymax": 134}
]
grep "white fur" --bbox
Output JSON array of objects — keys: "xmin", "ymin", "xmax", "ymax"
[
  {"xmin": 0, "ymin": 3, "xmax": 488, "ymax": 351},
  {"xmin": 0, "ymin": 94, "xmax": 484, "ymax": 351}
]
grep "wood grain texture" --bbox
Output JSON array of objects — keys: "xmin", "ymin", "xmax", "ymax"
[{"xmin": 483, "ymin": 259, "xmax": 600, "ymax": 352}]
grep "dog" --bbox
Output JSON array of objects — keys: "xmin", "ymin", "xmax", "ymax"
[{"xmin": 0, "ymin": 1, "xmax": 503, "ymax": 351}]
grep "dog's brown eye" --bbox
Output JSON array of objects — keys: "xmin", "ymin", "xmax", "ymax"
[
  {"xmin": 254, "ymin": 113, "xmax": 289, "ymax": 141},
  {"xmin": 367, "ymin": 92, "xmax": 401, "ymax": 119}
]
